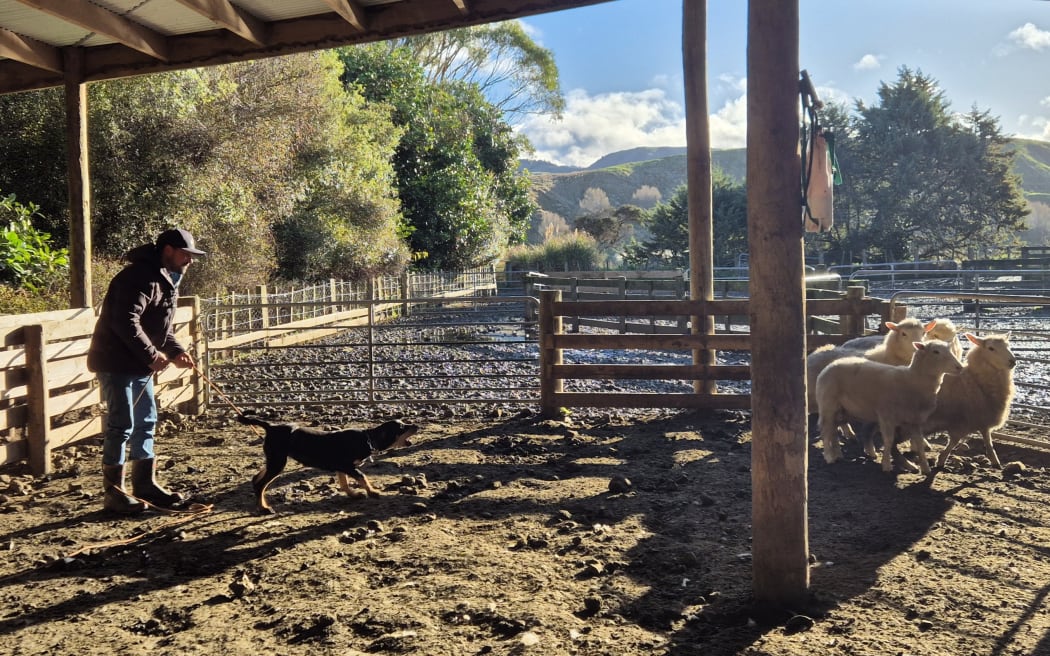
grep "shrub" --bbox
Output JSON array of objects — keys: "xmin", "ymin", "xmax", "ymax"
[
  {"xmin": 0, "ymin": 194, "xmax": 69, "ymax": 292},
  {"xmin": 505, "ymin": 232, "xmax": 599, "ymax": 272}
]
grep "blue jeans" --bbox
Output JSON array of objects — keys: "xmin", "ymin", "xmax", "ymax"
[{"xmin": 98, "ymin": 372, "xmax": 157, "ymax": 466}]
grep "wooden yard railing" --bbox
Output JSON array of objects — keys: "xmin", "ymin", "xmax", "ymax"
[
  {"xmin": 0, "ymin": 299, "xmax": 202, "ymax": 475},
  {"xmin": 537, "ymin": 287, "xmax": 896, "ymax": 417},
  {"xmin": 0, "ymin": 269, "xmax": 499, "ymax": 475},
  {"xmin": 1, "ymin": 267, "xmax": 903, "ymax": 473}
]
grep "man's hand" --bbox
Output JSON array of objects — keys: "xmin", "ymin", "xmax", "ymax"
[
  {"xmin": 149, "ymin": 353, "xmax": 170, "ymax": 372},
  {"xmin": 171, "ymin": 352, "xmax": 195, "ymax": 369}
]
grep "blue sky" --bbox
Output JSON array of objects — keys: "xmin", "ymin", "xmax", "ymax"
[{"xmin": 515, "ymin": 0, "xmax": 1050, "ymax": 167}]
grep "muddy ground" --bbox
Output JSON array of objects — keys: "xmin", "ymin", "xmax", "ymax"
[{"xmin": 2, "ymin": 407, "xmax": 1050, "ymax": 656}]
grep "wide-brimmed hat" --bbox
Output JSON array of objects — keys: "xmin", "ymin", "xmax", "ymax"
[{"xmin": 156, "ymin": 228, "xmax": 206, "ymax": 255}]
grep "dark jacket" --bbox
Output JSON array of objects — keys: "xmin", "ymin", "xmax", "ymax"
[{"xmin": 87, "ymin": 244, "xmax": 187, "ymax": 375}]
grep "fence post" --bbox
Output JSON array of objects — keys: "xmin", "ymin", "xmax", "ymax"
[
  {"xmin": 255, "ymin": 284, "xmax": 269, "ymax": 330},
  {"xmin": 25, "ymin": 324, "xmax": 52, "ymax": 476},
  {"xmin": 676, "ymin": 275, "xmax": 688, "ymax": 333},
  {"xmin": 180, "ymin": 295, "xmax": 205, "ymax": 415},
  {"xmin": 401, "ymin": 270, "xmax": 411, "ymax": 317},
  {"xmin": 570, "ymin": 277, "xmax": 580, "ymax": 333},
  {"xmin": 617, "ymin": 277, "xmax": 627, "ymax": 333},
  {"xmin": 539, "ymin": 289, "xmax": 563, "ymax": 419},
  {"xmin": 841, "ymin": 285, "xmax": 865, "ymax": 337}
]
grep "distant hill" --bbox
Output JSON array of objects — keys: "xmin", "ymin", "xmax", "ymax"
[
  {"xmin": 588, "ymin": 147, "xmax": 687, "ymax": 169},
  {"xmin": 527, "ymin": 148, "xmax": 746, "ymax": 223},
  {"xmin": 1008, "ymin": 138, "xmax": 1050, "ymax": 203},
  {"xmin": 526, "ymin": 139, "xmax": 1050, "ymax": 237},
  {"xmin": 520, "ymin": 159, "xmax": 580, "ymax": 174}
]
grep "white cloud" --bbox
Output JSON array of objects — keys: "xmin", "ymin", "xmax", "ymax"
[
  {"xmin": 517, "ymin": 88, "xmax": 687, "ymax": 167},
  {"xmin": 1041, "ymin": 97, "xmax": 1050, "ymax": 108},
  {"xmin": 709, "ymin": 94, "xmax": 747, "ymax": 150},
  {"xmin": 1017, "ymin": 114, "xmax": 1050, "ymax": 141},
  {"xmin": 853, "ymin": 54, "xmax": 882, "ymax": 71},
  {"xmin": 1009, "ymin": 22, "xmax": 1050, "ymax": 51},
  {"xmin": 516, "ymin": 87, "xmax": 751, "ymax": 167}
]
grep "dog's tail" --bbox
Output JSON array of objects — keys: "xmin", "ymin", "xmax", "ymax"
[{"xmin": 237, "ymin": 414, "xmax": 270, "ymax": 428}]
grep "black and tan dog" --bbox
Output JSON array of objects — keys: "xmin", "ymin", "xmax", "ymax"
[{"xmin": 237, "ymin": 414, "xmax": 418, "ymax": 514}]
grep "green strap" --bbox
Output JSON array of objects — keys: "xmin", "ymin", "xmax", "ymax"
[{"xmin": 825, "ymin": 130, "xmax": 842, "ymax": 185}]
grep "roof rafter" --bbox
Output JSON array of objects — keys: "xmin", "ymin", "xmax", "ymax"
[
  {"xmin": 12, "ymin": 0, "xmax": 170, "ymax": 61},
  {"xmin": 174, "ymin": 0, "xmax": 269, "ymax": 46},
  {"xmin": 0, "ymin": 0, "xmax": 616, "ymax": 95},
  {"xmin": 0, "ymin": 26, "xmax": 62, "ymax": 72},
  {"xmin": 318, "ymin": 0, "xmax": 368, "ymax": 32}
]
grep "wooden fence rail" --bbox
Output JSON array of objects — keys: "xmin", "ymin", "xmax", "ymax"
[
  {"xmin": 0, "ymin": 270, "xmax": 499, "ymax": 475},
  {"xmin": 0, "ymin": 300, "xmax": 201, "ymax": 475},
  {"xmin": 2, "ymin": 269, "xmax": 900, "ymax": 473},
  {"xmin": 537, "ymin": 288, "xmax": 897, "ymax": 417}
]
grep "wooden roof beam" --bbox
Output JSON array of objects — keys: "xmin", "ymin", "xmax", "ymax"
[
  {"xmin": 13, "ymin": 0, "xmax": 170, "ymax": 61},
  {"xmin": 318, "ymin": 0, "xmax": 369, "ymax": 32},
  {"xmin": 451, "ymin": 1, "xmax": 469, "ymax": 14},
  {"xmin": 175, "ymin": 0, "xmax": 270, "ymax": 46},
  {"xmin": 0, "ymin": 27, "xmax": 62, "ymax": 73}
]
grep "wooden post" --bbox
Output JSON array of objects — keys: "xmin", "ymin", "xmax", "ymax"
[
  {"xmin": 401, "ymin": 270, "xmax": 411, "ymax": 318},
  {"xmin": 617, "ymin": 277, "xmax": 627, "ymax": 333},
  {"xmin": 675, "ymin": 275, "xmax": 688, "ymax": 333},
  {"xmin": 255, "ymin": 284, "xmax": 269, "ymax": 329},
  {"xmin": 570, "ymin": 278, "xmax": 580, "ymax": 333},
  {"xmin": 25, "ymin": 324, "xmax": 52, "ymax": 476},
  {"xmin": 684, "ymin": 0, "xmax": 717, "ymax": 395},
  {"xmin": 747, "ymin": 0, "xmax": 810, "ymax": 604},
  {"xmin": 538, "ymin": 289, "xmax": 563, "ymax": 419},
  {"xmin": 178, "ymin": 296, "xmax": 205, "ymax": 415},
  {"xmin": 65, "ymin": 48, "xmax": 92, "ymax": 309},
  {"xmin": 842, "ymin": 285, "xmax": 865, "ymax": 337}
]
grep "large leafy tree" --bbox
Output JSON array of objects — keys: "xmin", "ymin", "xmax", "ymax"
[
  {"xmin": 339, "ymin": 44, "xmax": 535, "ymax": 270},
  {"xmin": 0, "ymin": 52, "xmax": 407, "ymax": 294},
  {"xmin": 832, "ymin": 67, "xmax": 1028, "ymax": 262},
  {"xmin": 623, "ymin": 170, "xmax": 748, "ymax": 268},
  {"xmin": 391, "ymin": 22, "xmax": 564, "ymax": 122}
]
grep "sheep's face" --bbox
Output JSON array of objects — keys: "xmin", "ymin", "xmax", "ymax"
[
  {"xmin": 914, "ymin": 339, "xmax": 964, "ymax": 375},
  {"xmin": 888, "ymin": 318, "xmax": 926, "ymax": 344},
  {"xmin": 925, "ymin": 318, "xmax": 959, "ymax": 343},
  {"xmin": 967, "ymin": 334, "xmax": 1016, "ymax": 370}
]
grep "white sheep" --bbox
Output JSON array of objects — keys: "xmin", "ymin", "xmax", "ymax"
[
  {"xmin": 806, "ymin": 317, "xmax": 929, "ymax": 408},
  {"xmin": 926, "ymin": 333, "xmax": 1016, "ymax": 469},
  {"xmin": 816, "ymin": 339, "xmax": 963, "ymax": 474},
  {"xmin": 924, "ymin": 317, "xmax": 963, "ymax": 359},
  {"xmin": 843, "ymin": 317, "xmax": 935, "ymax": 363},
  {"xmin": 856, "ymin": 331, "xmax": 1014, "ymax": 470}
]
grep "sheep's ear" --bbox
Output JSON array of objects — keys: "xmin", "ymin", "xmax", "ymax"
[
  {"xmin": 912, "ymin": 341, "xmax": 925, "ymax": 350},
  {"xmin": 1005, "ymin": 331, "xmax": 1012, "ymax": 341},
  {"xmin": 965, "ymin": 333, "xmax": 982, "ymax": 346},
  {"xmin": 924, "ymin": 319, "xmax": 937, "ymax": 332},
  {"xmin": 886, "ymin": 321, "xmax": 899, "ymax": 331}
]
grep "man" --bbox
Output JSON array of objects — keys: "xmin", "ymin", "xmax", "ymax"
[{"xmin": 88, "ymin": 228, "xmax": 205, "ymax": 514}]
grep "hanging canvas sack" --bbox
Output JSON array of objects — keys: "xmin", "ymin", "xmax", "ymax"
[{"xmin": 803, "ymin": 130, "xmax": 834, "ymax": 232}]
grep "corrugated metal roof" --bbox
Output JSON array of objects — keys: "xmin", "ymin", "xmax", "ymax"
[{"xmin": 0, "ymin": 0, "xmax": 615, "ymax": 95}]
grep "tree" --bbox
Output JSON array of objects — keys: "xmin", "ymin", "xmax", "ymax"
[
  {"xmin": 391, "ymin": 22, "xmax": 564, "ymax": 122},
  {"xmin": 0, "ymin": 52, "xmax": 408, "ymax": 294},
  {"xmin": 631, "ymin": 185, "xmax": 662, "ymax": 209},
  {"xmin": 624, "ymin": 170, "xmax": 748, "ymax": 269},
  {"xmin": 339, "ymin": 44, "xmax": 536, "ymax": 271},
  {"xmin": 834, "ymin": 67, "xmax": 1028, "ymax": 262},
  {"xmin": 574, "ymin": 204, "xmax": 646, "ymax": 265},
  {"xmin": 0, "ymin": 91, "xmax": 68, "ymax": 239},
  {"xmin": 578, "ymin": 187, "xmax": 612, "ymax": 215}
]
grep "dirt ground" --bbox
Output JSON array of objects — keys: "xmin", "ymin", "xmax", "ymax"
[{"xmin": 2, "ymin": 406, "xmax": 1050, "ymax": 656}]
